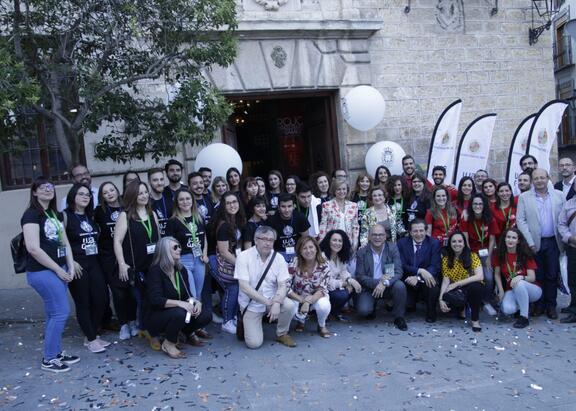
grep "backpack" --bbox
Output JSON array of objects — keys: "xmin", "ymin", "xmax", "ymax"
[{"xmin": 11, "ymin": 232, "xmax": 27, "ymax": 274}]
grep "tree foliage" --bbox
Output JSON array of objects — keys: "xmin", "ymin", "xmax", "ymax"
[{"xmin": 0, "ymin": 0, "xmax": 237, "ymax": 166}]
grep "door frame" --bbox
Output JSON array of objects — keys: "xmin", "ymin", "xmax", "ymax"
[{"xmin": 222, "ymin": 90, "xmax": 341, "ymax": 172}]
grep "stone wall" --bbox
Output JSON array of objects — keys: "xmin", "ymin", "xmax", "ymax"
[{"xmin": 228, "ymin": 0, "xmax": 556, "ymax": 180}]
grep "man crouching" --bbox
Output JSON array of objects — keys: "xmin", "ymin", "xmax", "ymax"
[{"xmin": 234, "ymin": 225, "xmax": 298, "ymax": 348}]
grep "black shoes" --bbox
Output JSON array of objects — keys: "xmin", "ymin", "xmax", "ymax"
[
  {"xmin": 532, "ymin": 305, "xmax": 544, "ymax": 317},
  {"xmin": 57, "ymin": 351, "xmax": 80, "ymax": 365},
  {"xmin": 394, "ymin": 317, "xmax": 408, "ymax": 331},
  {"xmin": 425, "ymin": 316, "xmax": 436, "ymax": 323},
  {"xmin": 42, "ymin": 358, "xmax": 70, "ymax": 373},
  {"xmin": 546, "ymin": 307, "xmax": 558, "ymax": 320},
  {"xmin": 513, "ymin": 316, "xmax": 529, "ymax": 329},
  {"xmin": 560, "ymin": 313, "xmax": 576, "ymax": 324}
]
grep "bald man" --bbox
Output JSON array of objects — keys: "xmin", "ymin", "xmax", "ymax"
[{"xmin": 516, "ymin": 168, "xmax": 565, "ymax": 319}]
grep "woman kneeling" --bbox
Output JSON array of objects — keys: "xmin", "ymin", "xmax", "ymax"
[{"xmin": 146, "ymin": 237, "xmax": 210, "ymax": 358}]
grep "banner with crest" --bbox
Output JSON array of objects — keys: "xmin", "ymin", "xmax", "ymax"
[
  {"xmin": 527, "ymin": 100, "xmax": 568, "ymax": 173},
  {"xmin": 506, "ymin": 114, "xmax": 536, "ymax": 194},
  {"xmin": 453, "ymin": 113, "xmax": 497, "ymax": 185},
  {"xmin": 426, "ymin": 99, "xmax": 463, "ymax": 183}
]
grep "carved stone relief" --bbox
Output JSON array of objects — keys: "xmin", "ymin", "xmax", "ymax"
[
  {"xmin": 253, "ymin": 0, "xmax": 289, "ymax": 11},
  {"xmin": 270, "ymin": 46, "xmax": 287, "ymax": 68},
  {"xmin": 435, "ymin": 0, "xmax": 464, "ymax": 32}
]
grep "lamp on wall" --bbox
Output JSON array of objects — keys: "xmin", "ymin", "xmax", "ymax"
[{"xmin": 529, "ymin": 0, "xmax": 560, "ymax": 45}]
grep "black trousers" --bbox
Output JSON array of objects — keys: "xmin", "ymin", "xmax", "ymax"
[
  {"xmin": 442, "ymin": 282, "xmax": 483, "ymax": 321},
  {"xmin": 406, "ymin": 282, "xmax": 440, "ymax": 319},
  {"xmin": 534, "ymin": 237, "xmax": 560, "ymax": 308},
  {"xmin": 68, "ymin": 258, "xmax": 108, "ymax": 341},
  {"xmin": 147, "ymin": 306, "xmax": 211, "ymax": 343}
]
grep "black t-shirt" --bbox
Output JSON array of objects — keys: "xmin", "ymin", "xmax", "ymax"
[
  {"xmin": 165, "ymin": 216, "xmax": 206, "ymax": 256},
  {"xmin": 65, "ymin": 210, "xmax": 100, "ymax": 262},
  {"xmin": 122, "ymin": 214, "xmax": 160, "ymax": 273},
  {"xmin": 94, "ymin": 205, "xmax": 123, "ymax": 255},
  {"xmin": 241, "ymin": 220, "xmax": 264, "ymax": 247},
  {"xmin": 269, "ymin": 211, "xmax": 310, "ymax": 253},
  {"xmin": 195, "ymin": 194, "xmax": 215, "ymax": 227},
  {"xmin": 216, "ymin": 221, "xmax": 242, "ymax": 254},
  {"xmin": 20, "ymin": 207, "xmax": 66, "ymax": 272},
  {"xmin": 165, "ymin": 184, "xmax": 189, "ymax": 201},
  {"xmin": 150, "ymin": 191, "xmax": 174, "ymax": 236},
  {"xmin": 406, "ymin": 195, "xmax": 430, "ymax": 224}
]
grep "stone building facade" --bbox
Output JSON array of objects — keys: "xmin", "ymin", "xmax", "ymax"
[{"xmin": 0, "ymin": 0, "xmax": 557, "ymax": 288}]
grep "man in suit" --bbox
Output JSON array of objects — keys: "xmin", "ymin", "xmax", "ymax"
[
  {"xmin": 554, "ymin": 157, "xmax": 575, "ymax": 200},
  {"xmin": 558, "ymin": 184, "xmax": 576, "ymax": 323},
  {"xmin": 355, "ymin": 222, "xmax": 407, "ymax": 330},
  {"xmin": 397, "ymin": 219, "xmax": 442, "ymax": 323},
  {"xmin": 516, "ymin": 168, "xmax": 565, "ymax": 319}
]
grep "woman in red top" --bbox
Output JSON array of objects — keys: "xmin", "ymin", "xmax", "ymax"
[
  {"xmin": 453, "ymin": 176, "xmax": 475, "ymax": 221},
  {"xmin": 425, "ymin": 187, "xmax": 458, "ymax": 246},
  {"xmin": 493, "ymin": 227, "xmax": 540, "ymax": 329},
  {"xmin": 493, "ymin": 182, "xmax": 517, "ymax": 244},
  {"xmin": 461, "ymin": 193, "xmax": 499, "ymax": 316},
  {"xmin": 481, "ymin": 178, "xmax": 498, "ymax": 208}
]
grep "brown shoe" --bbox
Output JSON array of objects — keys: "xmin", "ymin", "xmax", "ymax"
[
  {"xmin": 318, "ymin": 326, "xmax": 331, "ymax": 338},
  {"xmin": 546, "ymin": 307, "xmax": 558, "ymax": 320},
  {"xmin": 295, "ymin": 322, "xmax": 305, "ymax": 332},
  {"xmin": 161, "ymin": 341, "xmax": 186, "ymax": 359},
  {"xmin": 149, "ymin": 337, "xmax": 162, "ymax": 351},
  {"xmin": 275, "ymin": 334, "xmax": 297, "ymax": 348},
  {"xmin": 195, "ymin": 328, "xmax": 213, "ymax": 339},
  {"xmin": 185, "ymin": 334, "xmax": 205, "ymax": 347}
]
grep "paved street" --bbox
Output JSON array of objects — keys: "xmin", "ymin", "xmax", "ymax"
[{"xmin": 1, "ymin": 288, "xmax": 575, "ymax": 410}]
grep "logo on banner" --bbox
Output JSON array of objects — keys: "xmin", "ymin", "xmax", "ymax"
[
  {"xmin": 441, "ymin": 132, "xmax": 450, "ymax": 145},
  {"xmin": 538, "ymin": 130, "xmax": 548, "ymax": 146},
  {"xmin": 521, "ymin": 137, "xmax": 528, "ymax": 151},
  {"xmin": 468, "ymin": 140, "xmax": 480, "ymax": 153}
]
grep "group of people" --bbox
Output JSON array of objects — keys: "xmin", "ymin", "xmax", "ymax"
[{"xmin": 20, "ymin": 153, "xmax": 576, "ymax": 371}]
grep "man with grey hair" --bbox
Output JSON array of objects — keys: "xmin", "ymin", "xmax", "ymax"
[
  {"xmin": 234, "ymin": 225, "xmax": 298, "ymax": 348},
  {"xmin": 354, "ymin": 222, "xmax": 408, "ymax": 330},
  {"xmin": 517, "ymin": 168, "xmax": 565, "ymax": 319}
]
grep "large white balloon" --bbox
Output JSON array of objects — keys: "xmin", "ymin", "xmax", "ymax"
[
  {"xmin": 365, "ymin": 141, "xmax": 406, "ymax": 176},
  {"xmin": 195, "ymin": 143, "xmax": 242, "ymax": 178},
  {"xmin": 341, "ymin": 86, "xmax": 386, "ymax": 131}
]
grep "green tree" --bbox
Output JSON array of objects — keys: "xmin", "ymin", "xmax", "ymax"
[{"xmin": 0, "ymin": 0, "xmax": 237, "ymax": 166}]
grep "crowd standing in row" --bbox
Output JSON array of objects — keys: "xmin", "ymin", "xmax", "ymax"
[{"xmin": 20, "ymin": 154, "xmax": 576, "ymax": 371}]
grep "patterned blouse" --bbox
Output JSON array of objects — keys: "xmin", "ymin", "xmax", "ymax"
[
  {"xmin": 441, "ymin": 253, "xmax": 482, "ymax": 283},
  {"xmin": 318, "ymin": 200, "xmax": 360, "ymax": 249},
  {"xmin": 325, "ymin": 256, "xmax": 352, "ymax": 292},
  {"xmin": 288, "ymin": 257, "xmax": 330, "ymax": 297},
  {"xmin": 359, "ymin": 206, "xmax": 395, "ymax": 247}
]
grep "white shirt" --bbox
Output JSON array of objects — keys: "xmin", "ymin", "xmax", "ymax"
[
  {"xmin": 234, "ymin": 246, "xmax": 290, "ymax": 313},
  {"xmin": 562, "ymin": 176, "xmax": 576, "ymax": 197}
]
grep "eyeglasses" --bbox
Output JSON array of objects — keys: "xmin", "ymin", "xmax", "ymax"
[
  {"xmin": 38, "ymin": 183, "xmax": 55, "ymax": 192},
  {"xmin": 225, "ymin": 199, "xmax": 239, "ymax": 206},
  {"xmin": 172, "ymin": 244, "xmax": 182, "ymax": 251},
  {"xmin": 255, "ymin": 237, "xmax": 275, "ymax": 243},
  {"xmin": 73, "ymin": 171, "xmax": 90, "ymax": 179}
]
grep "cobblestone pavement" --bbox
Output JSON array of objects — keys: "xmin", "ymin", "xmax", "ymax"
[{"xmin": 1, "ymin": 288, "xmax": 575, "ymax": 410}]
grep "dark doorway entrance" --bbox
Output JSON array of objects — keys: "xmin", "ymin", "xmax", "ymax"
[{"xmin": 222, "ymin": 92, "xmax": 340, "ymax": 180}]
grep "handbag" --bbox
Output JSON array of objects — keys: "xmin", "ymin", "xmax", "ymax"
[
  {"xmin": 10, "ymin": 232, "xmax": 26, "ymax": 274},
  {"xmin": 216, "ymin": 252, "xmax": 237, "ymax": 283},
  {"xmin": 237, "ymin": 251, "xmax": 277, "ymax": 341},
  {"xmin": 442, "ymin": 287, "xmax": 467, "ymax": 310}
]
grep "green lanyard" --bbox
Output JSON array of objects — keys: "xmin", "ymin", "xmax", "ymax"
[
  {"xmin": 438, "ymin": 209, "xmax": 450, "ymax": 236},
  {"xmin": 44, "ymin": 210, "xmax": 63, "ymax": 244},
  {"xmin": 505, "ymin": 257, "xmax": 518, "ymax": 279},
  {"xmin": 394, "ymin": 198, "xmax": 404, "ymax": 215},
  {"xmin": 472, "ymin": 220, "xmax": 486, "ymax": 246},
  {"xmin": 501, "ymin": 207, "xmax": 512, "ymax": 230},
  {"xmin": 174, "ymin": 270, "xmax": 181, "ymax": 299},
  {"xmin": 179, "ymin": 216, "xmax": 201, "ymax": 246},
  {"xmin": 140, "ymin": 217, "xmax": 153, "ymax": 242}
]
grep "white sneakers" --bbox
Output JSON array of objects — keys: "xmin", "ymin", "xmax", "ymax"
[
  {"xmin": 119, "ymin": 324, "xmax": 131, "ymax": 340},
  {"xmin": 483, "ymin": 303, "xmax": 497, "ymax": 316},
  {"xmin": 84, "ymin": 338, "xmax": 106, "ymax": 353},
  {"xmin": 221, "ymin": 320, "xmax": 237, "ymax": 334},
  {"xmin": 129, "ymin": 321, "xmax": 140, "ymax": 337}
]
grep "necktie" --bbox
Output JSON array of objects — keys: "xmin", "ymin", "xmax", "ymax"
[{"xmin": 414, "ymin": 243, "xmax": 421, "ymax": 266}]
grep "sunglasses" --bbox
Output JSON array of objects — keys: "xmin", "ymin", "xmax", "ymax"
[{"xmin": 172, "ymin": 244, "xmax": 181, "ymax": 251}]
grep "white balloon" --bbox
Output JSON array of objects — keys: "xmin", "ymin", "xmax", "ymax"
[
  {"xmin": 341, "ymin": 86, "xmax": 386, "ymax": 131},
  {"xmin": 365, "ymin": 141, "xmax": 406, "ymax": 176},
  {"xmin": 195, "ymin": 143, "xmax": 242, "ymax": 178}
]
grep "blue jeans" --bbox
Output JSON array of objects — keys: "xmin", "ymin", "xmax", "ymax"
[
  {"xmin": 27, "ymin": 268, "xmax": 70, "ymax": 360},
  {"xmin": 329, "ymin": 289, "xmax": 351, "ymax": 315},
  {"xmin": 180, "ymin": 253, "xmax": 206, "ymax": 299},
  {"xmin": 209, "ymin": 256, "xmax": 238, "ymax": 323}
]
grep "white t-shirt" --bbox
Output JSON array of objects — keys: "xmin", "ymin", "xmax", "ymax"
[{"xmin": 234, "ymin": 247, "xmax": 290, "ymax": 313}]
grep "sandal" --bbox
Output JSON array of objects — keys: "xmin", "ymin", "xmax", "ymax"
[
  {"xmin": 186, "ymin": 334, "xmax": 205, "ymax": 347},
  {"xmin": 318, "ymin": 326, "xmax": 331, "ymax": 338},
  {"xmin": 149, "ymin": 337, "xmax": 162, "ymax": 351},
  {"xmin": 161, "ymin": 341, "xmax": 186, "ymax": 359},
  {"xmin": 195, "ymin": 329, "xmax": 213, "ymax": 339}
]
